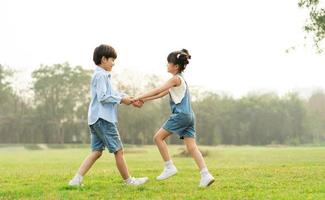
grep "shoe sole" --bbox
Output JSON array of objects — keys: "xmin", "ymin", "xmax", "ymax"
[
  {"xmin": 125, "ymin": 177, "xmax": 149, "ymax": 186},
  {"xmin": 199, "ymin": 178, "xmax": 215, "ymax": 188},
  {"xmin": 206, "ymin": 179, "xmax": 215, "ymax": 187},
  {"xmin": 156, "ymin": 171, "xmax": 177, "ymax": 181},
  {"xmin": 68, "ymin": 184, "xmax": 84, "ymax": 187},
  {"xmin": 142, "ymin": 178, "xmax": 149, "ymax": 185},
  {"xmin": 126, "ymin": 181, "xmax": 148, "ymax": 186}
]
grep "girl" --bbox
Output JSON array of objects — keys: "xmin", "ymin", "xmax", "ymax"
[{"xmin": 133, "ymin": 49, "xmax": 214, "ymax": 187}]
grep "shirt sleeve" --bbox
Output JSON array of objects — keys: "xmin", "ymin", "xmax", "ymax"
[
  {"xmin": 118, "ymin": 92, "xmax": 128, "ymax": 98},
  {"xmin": 95, "ymin": 74, "xmax": 122, "ymax": 104}
]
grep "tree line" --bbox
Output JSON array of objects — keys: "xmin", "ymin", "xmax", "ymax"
[{"xmin": 0, "ymin": 63, "xmax": 325, "ymax": 145}]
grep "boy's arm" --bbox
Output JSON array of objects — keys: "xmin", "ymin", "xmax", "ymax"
[
  {"xmin": 118, "ymin": 92, "xmax": 128, "ymax": 98},
  {"xmin": 121, "ymin": 96, "xmax": 133, "ymax": 105},
  {"xmin": 96, "ymin": 75, "xmax": 123, "ymax": 104},
  {"xmin": 118, "ymin": 92, "xmax": 133, "ymax": 105},
  {"xmin": 135, "ymin": 76, "xmax": 179, "ymax": 100}
]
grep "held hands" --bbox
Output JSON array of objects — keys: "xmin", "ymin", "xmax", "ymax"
[
  {"xmin": 132, "ymin": 99, "xmax": 144, "ymax": 108},
  {"xmin": 121, "ymin": 96, "xmax": 133, "ymax": 105},
  {"xmin": 131, "ymin": 97, "xmax": 144, "ymax": 108},
  {"xmin": 121, "ymin": 96, "xmax": 144, "ymax": 108}
]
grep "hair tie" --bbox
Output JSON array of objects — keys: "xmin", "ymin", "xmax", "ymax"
[{"xmin": 177, "ymin": 53, "xmax": 185, "ymax": 59}]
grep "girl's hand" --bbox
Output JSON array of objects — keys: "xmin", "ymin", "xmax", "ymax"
[
  {"xmin": 132, "ymin": 99, "xmax": 144, "ymax": 108},
  {"xmin": 131, "ymin": 97, "xmax": 140, "ymax": 103}
]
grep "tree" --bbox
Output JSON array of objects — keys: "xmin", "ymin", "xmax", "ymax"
[
  {"xmin": 0, "ymin": 65, "xmax": 32, "ymax": 143},
  {"xmin": 305, "ymin": 91, "xmax": 325, "ymax": 143},
  {"xmin": 31, "ymin": 63, "xmax": 91, "ymax": 143},
  {"xmin": 0, "ymin": 64, "xmax": 13, "ymax": 106},
  {"xmin": 299, "ymin": 0, "xmax": 325, "ymax": 52}
]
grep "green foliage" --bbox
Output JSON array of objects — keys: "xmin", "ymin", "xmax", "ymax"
[
  {"xmin": 0, "ymin": 64, "xmax": 14, "ymax": 109},
  {"xmin": 0, "ymin": 65, "xmax": 32, "ymax": 143},
  {"xmin": 30, "ymin": 63, "xmax": 92, "ymax": 143},
  {"xmin": 1, "ymin": 63, "xmax": 325, "ymax": 145},
  {"xmin": 299, "ymin": 0, "xmax": 325, "ymax": 52}
]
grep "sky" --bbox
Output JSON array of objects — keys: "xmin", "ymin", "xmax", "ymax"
[{"xmin": 1, "ymin": 0, "xmax": 324, "ymax": 98}]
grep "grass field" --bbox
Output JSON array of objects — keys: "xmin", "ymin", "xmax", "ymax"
[{"xmin": 0, "ymin": 145, "xmax": 325, "ymax": 200}]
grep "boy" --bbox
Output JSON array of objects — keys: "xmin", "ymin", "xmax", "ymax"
[{"xmin": 68, "ymin": 44, "xmax": 148, "ymax": 186}]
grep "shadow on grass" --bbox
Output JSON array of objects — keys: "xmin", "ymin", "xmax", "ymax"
[
  {"xmin": 59, "ymin": 185, "xmax": 89, "ymax": 191},
  {"xmin": 173, "ymin": 147, "xmax": 209, "ymax": 157}
]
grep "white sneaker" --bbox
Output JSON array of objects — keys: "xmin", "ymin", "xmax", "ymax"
[
  {"xmin": 156, "ymin": 165, "xmax": 177, "ymax": 180},
  {"xmin": 199, "ymin": 173, "xmax": 215, "ymax": 188},
  {"xmin": 68, "ymin": 177, "xmax": 83, "ymax": 186},
  {"xmin": 125, "ymin": 177, "xmax": 149, "ymax": 186}
]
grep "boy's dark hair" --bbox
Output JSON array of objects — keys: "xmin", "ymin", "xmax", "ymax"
[
  {"xmin": 167, "ymin": 49, "xmax": 191, "ymax": 73},
  {"xmin": 93, "ymin": 44, "xmax": 117, "ymax": 65}
]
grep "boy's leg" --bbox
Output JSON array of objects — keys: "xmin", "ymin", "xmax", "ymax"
[
  {"xmin": 78, "ymin": 124, "xmax": 105, "ymax": 176},
  {"xmin": 114, "ymin": 149, "xmax": 130, "ymax": 180},
  {"xmin": 93, "ymin": 119, "xmax": 148, "ymax": 186},
  {"xmin": 69, "ymin": 150, "xmax": 102, "ymax": 186},
  {"xmin": 114, "ymin": 149, "xmax": 148, "ymax": 186},
  {"xmin": 78, "ymin": 150, "xmax": 103, "ymax": 176},
  {"xmin": 69, "ymin": 122, "xmax": 104, "ymax": 186},
  {"xmin": 183, "ymin": 137, "xmax": 214, "ymax": 187},
  {"xmin": 154, "ymin": 128, "xmax": 178, "ymax": 180}
]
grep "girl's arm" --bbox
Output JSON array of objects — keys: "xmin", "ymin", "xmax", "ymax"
[
  {"xmin": 135, "ymin": 76, "xmax": 180, "ymax": 100},
  {"xmin": 142, "ymin": 90, "xmax": 169, "ymax": 102}
]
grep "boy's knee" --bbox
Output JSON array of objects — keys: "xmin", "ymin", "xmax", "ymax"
[
  {"xmin": 114, "ymin": 149, "xmax": 124, "ymax": 156},
  {"xmin": 93, "ymin": 150, "xmax": 103, "ymax": 158}
]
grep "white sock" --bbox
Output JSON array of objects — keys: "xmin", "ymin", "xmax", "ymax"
[
  {"xmin": 200, "ymin": 167, "xmax": 209, "ymax": 177},
  {"xmin": 73, "ymin": 173, "xmax": 83, "ymax": 182},
  {"xmin": 165, "ymin": 160, "xmax": 174, "ymax": 168}
]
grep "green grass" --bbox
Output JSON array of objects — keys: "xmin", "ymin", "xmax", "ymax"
[{"xmin": 0, "ymin": 145, "xmax": 325, "ymax": 199}]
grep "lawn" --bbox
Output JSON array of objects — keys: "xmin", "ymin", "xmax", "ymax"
[{"xmin": 0, "ymin": 145, "xmax": 324, "ymax": 199}]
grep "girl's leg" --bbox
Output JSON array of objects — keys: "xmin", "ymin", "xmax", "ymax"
[
  {"xmin": 153, "ymin": 128, "xmax": 172, "ymax": 161},
  {"xmin": 154, "ymin": 128, "xmax": 177, "ymax": 180},
  {"xmin": 183, "ymin": 137, "xmax": 206, "ymax": 170},
  {"xmin": 183, "ymin": 137, "xmax": 215, "ymax": 187}
]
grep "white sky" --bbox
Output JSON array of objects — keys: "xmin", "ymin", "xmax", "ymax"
[{"xmin": 1, "ymin": 0, "xmax": 324, "ymax": 97}]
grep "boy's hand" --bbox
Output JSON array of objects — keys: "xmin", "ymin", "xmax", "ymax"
[{"xmin": 121, "ymin": 96, "xmax": 133, "ymax": 105}]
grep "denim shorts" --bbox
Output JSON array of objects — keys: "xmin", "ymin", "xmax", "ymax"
[
  {"xmin": 89, "ymin": 118, "xmax": 123, "ymax": 153},
  {"xmin": 162, "ymin": 112, "xmax": 196, "ymax": 139}
]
